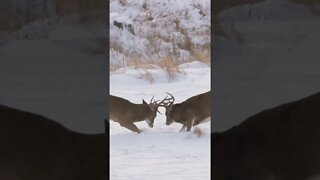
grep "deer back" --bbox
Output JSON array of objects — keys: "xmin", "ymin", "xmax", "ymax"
[
  {"xmin": 213, "ymin": 92, "xmax": 320, "ymax": 180},
  {"xmin": 174, "ymin": 91, "xmax": 211, "ymax": 119},
  {"xmin": 0, "ymin": 105, "xmax": 106, "ymax": 180},
  {"xmin": 109, "ymin": 95, "xmax": 155, "ymax": 123}
]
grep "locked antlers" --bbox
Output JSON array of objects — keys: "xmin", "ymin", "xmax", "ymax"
[
  {"xmin": 148, "ymin": 93, "xmax": 175, "ymax": 113},
  {"xmin": 158, "ymin": 92, "xmax": 175, "ymax": 110}
]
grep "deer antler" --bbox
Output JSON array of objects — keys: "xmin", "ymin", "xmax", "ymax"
[
  {"xmin": 159, "ymin": 92, "xmax": 175, "ymax": 108},
  {"xmin": 148, "ymin": 95, "xmax": 161, "ymax": 112}
]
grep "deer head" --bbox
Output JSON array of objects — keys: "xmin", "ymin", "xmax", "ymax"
[
  {"xmin": 142, "ymin": 95, "xmax": 162, "ymax": 128},
  {"xmin": 159, "ymin": 92, "xmax": 176, "ymax": 125}
]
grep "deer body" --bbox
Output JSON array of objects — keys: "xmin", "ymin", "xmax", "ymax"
[
  {"xmin": 109, "ymin": 95, "xmax": 160, "ymax": 133},
  {"xmin": 0, "ymin": 105, "xmax": 106, "ymax": 180},
  {"xmin": 213, "ymin": 92, "xmax": 320, "ymax": 180},
  {"xmin": 161, "ymin": 91, "xmax": 211, "ymax": 131}
]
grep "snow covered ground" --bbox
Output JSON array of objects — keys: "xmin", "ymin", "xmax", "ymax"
[
  {"xmin": 110, "ymin": 61, "xmax": 211, "ymax": 180},
  {"xmin": 213, "ymin": 0, "xmax": 320, "ymax": 132}
]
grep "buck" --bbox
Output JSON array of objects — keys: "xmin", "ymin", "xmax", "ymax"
[
  {"xmin": 0, "ymin": 105, "xmax": 106, "ymax": 180},
  {"xmin": 160, "ymin": 91, "xmax": 211, "ymax": 132},
  {"xmin": 213, "ymin": 92, "xmax": 320, "ymax": 180},
  {"xmin": 109, "ymin": 95, "xmax": 163, "ymax": 133}
]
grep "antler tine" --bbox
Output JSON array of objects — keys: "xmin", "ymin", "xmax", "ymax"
[
  {"xmin": 150, "ymin": 95, "xmax": 155, "ymax": 104},
  {"xmin": 158, "ymin": 95, "xmax": 168, "ymax": 106},
  {"xmin": 158, "ymin": 95, "xmax": 167, "ymax": 104},
  {"xmin": 165, "ymin": 92, "xmax": 175, "ymax": 105},
  {"xmin": 158, "ymin": 92, "xmax": 175, "ymax": 108}
]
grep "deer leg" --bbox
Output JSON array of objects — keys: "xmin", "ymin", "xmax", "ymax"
[
  {"xmin": 179, "ymin": 124, "xmax": 187, "ymax": 132},
  {"xmin": 192, "ymin": 118, "xmax": 202, "ymax": 126},
  {"xmin": 186, "ymin": 118, "xmax": 195, "ymax": 131},
  {"xmin": 119, "ymin": 122, "xmax": 141, "ymax": 133}
]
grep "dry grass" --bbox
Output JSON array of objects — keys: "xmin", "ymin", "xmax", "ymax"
[
  {"xmin": 110, "ymin": 40, "xmax": 124, "ymax": 54},
  {"xmin": 110, "ymin": 59, "xmax": 119, "ymax": 72},
  {"xmin": 191, "ymin": 49, "xmax": 211, "ymax": 64},
  {"xmin": 193, "ymin": 127, "xmax": 204, "ymax": 137},
  {"xmin": 156, "ymin": 56, "xmax": 185, "ymax": 81},
  {"xmin": 119, "ymin": 56, "xmax": 155, "ymax": 83},
  {"xmin": 174, "ymin": 21, "xmax": 211, "ymax": 64},
  {"xmin": 111, "ymin": 55, "xmax": 186, "ymax": 82},
  {"xmin": 141, "ymin": 69, "xmax": 154, "ymax": 83},
  {"xmin": 127, "ymin": 56, "xmax": 145, "ymax": 68}
]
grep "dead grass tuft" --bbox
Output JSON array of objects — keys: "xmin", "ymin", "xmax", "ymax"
[
  {"xmin": 191, "ymin": 49, "xmax": 211, "ymax": 64},
  {"xmin": 193, "ymin": 127, "xmax": 204, "ymax": 137},
  {"xmin": 156, "ymin": 56, "xmax": 184, "ymax": 80},
  {"xmin": 127, "ymin": 56, "xmax": 145, "ymax": 68},
  {"xmin": 142, "ymin": 69, "xmax": 154, "ymax": 83}
]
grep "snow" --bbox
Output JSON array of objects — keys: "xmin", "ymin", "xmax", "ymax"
[
  {"xmin": 214, "ymin": 0, "xmax": 320, "ymax": 132},
  {"xmin": 110, "ymin": 61, "xmax": 211, "ymax": 180}
]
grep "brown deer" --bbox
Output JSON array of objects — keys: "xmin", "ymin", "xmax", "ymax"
[
  {"xmin": 0, "ymin": 105, "xmax": 106, "ymax": 180},
  {"xmin": 160, "ymin": 91, "xmax": 211, "ymax": 132},
  {"xmin": 109, "ymin": 95, "xmax": 163, "ymax": 133},
  {"xmin": 213, "ymin": 92, "xmax": 320, "ymax": 180}
]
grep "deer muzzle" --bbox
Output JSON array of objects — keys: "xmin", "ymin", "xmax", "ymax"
[{"xmin": 146, "ymin": 119, "xmax": 153, "ymax": 128}]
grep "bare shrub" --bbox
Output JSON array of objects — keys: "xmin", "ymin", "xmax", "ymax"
[
  {"xmin": 191, "ymin": 49, "xmax": 211, "ymax": 64},
  {"xmin": 156, "ymin": 56, "xmax": 184, "ymax": 80},
  {"xmin": 142, "ymin": 69, "xmax": 154, "ymax": 83},
  {"xmin": 127, "ymin": 56, "xmax": 144, "ymax": 68},
  {"xmin": 193, "ymin": 127, "xmax": 204, "ymax": 137}
]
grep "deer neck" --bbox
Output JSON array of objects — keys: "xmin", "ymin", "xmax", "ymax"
[
  {"xmin": 170, "ymin": 104, "xmax": 184, "ymax": 123},
  {"xmin": 132, "ymin": 104, "xmax": 150, "ymax": 122}
]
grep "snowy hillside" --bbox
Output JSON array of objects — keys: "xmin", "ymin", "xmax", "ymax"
[
  {"xmin": 0, "ymin": 1, "xmax": 107, "ymax": 134},
  {"xmin": 110, "ymin": 61, "xmax": 211, "ymax": 180},
  {"xmin": 110, "ymin": 0, "xmax": 210, "ymax": 70},
  {"xmin": 0, "ymin": 0, "xmax": 107, "ymax": 56},
  {"xmin": 214, "ymin": 0, "xmax": 320, "ymax": 132}
]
